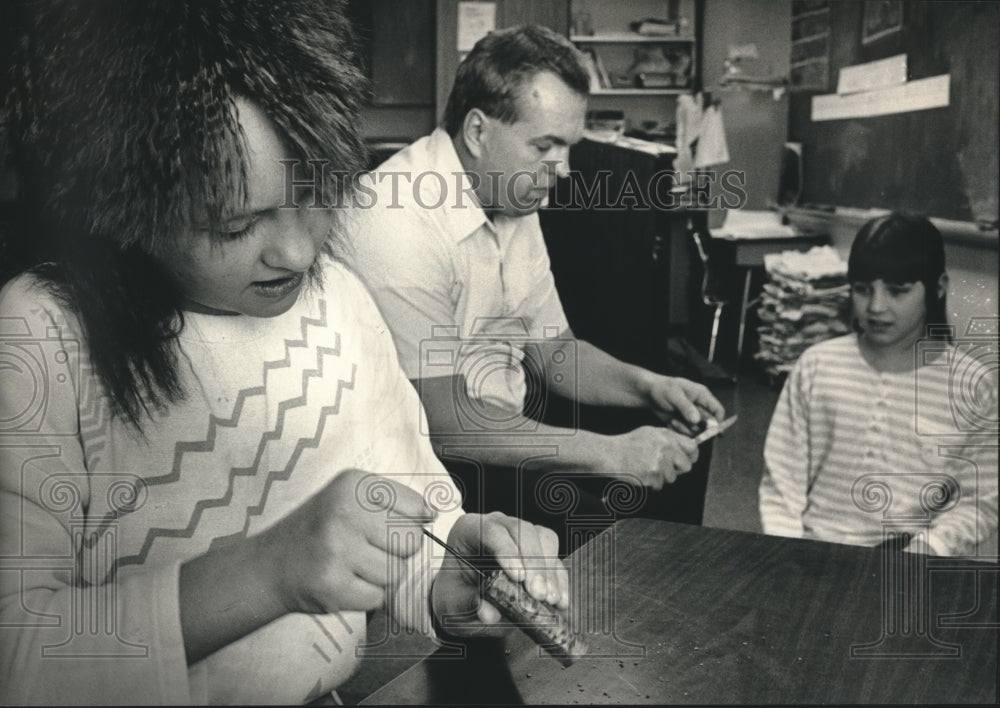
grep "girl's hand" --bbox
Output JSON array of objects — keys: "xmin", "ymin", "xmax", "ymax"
[
  {"xmin": 257, "ymin": 468, "xmax": 436, "ymax": 615},
  {"xmin": 430, "ymin": 512, "xmax": 567, "ymax": 637},
  {"xmin": 180, "ymin": 468, "xmax": 435, "ymax": 663}
]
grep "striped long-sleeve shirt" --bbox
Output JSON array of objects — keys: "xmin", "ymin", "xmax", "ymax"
[{"xmin": 760, "ymin": 334, "xmax": 997, "ymax": 556}]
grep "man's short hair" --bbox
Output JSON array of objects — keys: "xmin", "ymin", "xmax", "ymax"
[{"xmin": 442, "ymin": 24, "xmax": 590, "ymax": 137}]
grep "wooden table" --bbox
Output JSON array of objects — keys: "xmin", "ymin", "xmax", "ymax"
[{"xmin": 359, "ymin": 519, "xmax": 997, "ymax": 704}]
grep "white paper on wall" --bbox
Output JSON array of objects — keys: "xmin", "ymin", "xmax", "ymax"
[
  {"xmin": 812, "ymin": 74, "xmax": 949, "ymax": 122},
  {"xmin": 836, "ymin": 54, "xmax": 907, "ymax": 95},
  {"xmin": 457, "ymin": 1, "xmax": 495, "ymax": 51}
]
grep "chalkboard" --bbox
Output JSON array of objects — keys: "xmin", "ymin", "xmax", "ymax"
[{"xmin": 788, "ymin": 1, "xmax": 998, "ymax": 226}]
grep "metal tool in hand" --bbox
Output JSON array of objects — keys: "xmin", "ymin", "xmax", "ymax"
[{"xmin": 692, "ymin": 414, "xmax": 738, "ymax": 444}]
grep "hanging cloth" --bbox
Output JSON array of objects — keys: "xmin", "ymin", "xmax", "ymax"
[
  {"xmin": 673, "ymin": 92, "xmax": 704, "ymax": 184},
  {"xmin": 694, "ymin": 103, "xmax": 730, "ymax": 168}
]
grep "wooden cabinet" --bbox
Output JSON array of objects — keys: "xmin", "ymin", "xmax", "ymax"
[
  {"xmin": 349, "ymin": 0, "xmax": 436, "ymax": 107},
  {"xmin": 348, "ymin": 0, "xmax": 437, "ymax": 142},
  {"xmin": 539, "ymin": 138, "xmax": 698, "ymax": 373},
  {"xmin": 537, "ymin": 137, "xmax": 714, "ymax": 527}
]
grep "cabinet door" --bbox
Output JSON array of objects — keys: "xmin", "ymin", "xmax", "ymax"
[
  {"xmin": 349, "ymin": 0, "xmax": 436, "ymax": 107},
  {"xmin": 539, "ymin": 139, "xmax": 690, "ymax": 371},
  {"xmin": 372, "ymin": 0, "xmax": 436, "ymax": 106}
]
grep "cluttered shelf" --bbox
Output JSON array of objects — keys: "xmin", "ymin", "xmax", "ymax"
[
  {"xmin": 571, "ymin": 32, "xmax": 695, "ymax": 43},
  {"xmin": 577, "ymin": 41, "xmax": 695, "ymax": 92},
  {"xmin": 581, "ymin": 130, "xmax": 676, "ymax": 155},
  {"xmin": 570, "ymin": 0, "xmax": 698, "ymax": 94},
  {"xmin": 590, "ymin": 87, "xmax": 687, "ymax": 96}
]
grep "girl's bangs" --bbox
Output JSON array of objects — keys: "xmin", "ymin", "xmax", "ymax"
[
  {"xmin": 848, "ymin": 215, "xmax": 945, "ymax": 285},
  {"xmin": 848, "ymin": 238, "xmax": 930, "ymax": 284}
]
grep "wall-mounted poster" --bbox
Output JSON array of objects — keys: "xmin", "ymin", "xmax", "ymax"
[{"xmin": 862, "ymin": 0, "xmax": 903, "ymax": 44}]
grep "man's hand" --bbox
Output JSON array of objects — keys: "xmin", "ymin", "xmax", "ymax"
[
  {"xmin": 430, "ymin": 512, "xmax": 567, "ymax": 637},
  {"xmin": 606, "ymin": 426, "xmax": 700, "ymax": 490},
  {"xmin": 643, "ymin": 374, "xmax": 726, "ymax": 431}
]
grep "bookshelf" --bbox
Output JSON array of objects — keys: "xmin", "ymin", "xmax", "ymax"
[
  {"xmin": 572, "ymin": 32, "xmax": 695, "ymax": 43},
  {"xmin": 590, "ymin": 88, "xmax": 687, "ymax": 96},
  {"xmin": 569, "ymin": 0, "xmax": 700, "ymax": 133}
]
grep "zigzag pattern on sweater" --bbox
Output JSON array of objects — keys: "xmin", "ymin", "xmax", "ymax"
[
  {"xmin": 111, "ymin": 300, "xmax": 359, "ymax": 572},
  {"xmin": 208, "ymin": 358, "xmax": 357, "ymax": 550}
]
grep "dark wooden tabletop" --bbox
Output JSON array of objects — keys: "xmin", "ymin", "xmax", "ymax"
[{"xmin": 359, "ymin": 519, "xmax": 998, "ymax": 705}]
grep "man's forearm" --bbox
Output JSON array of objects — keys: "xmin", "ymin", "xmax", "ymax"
[
  {"xmin": 428, "ymin": 418, "xmax": 614, "ymax": 474},
  {"xmin": 415, "ymin": 374, "xmax": 704, "ymax": 491},
  {"xmin": 544, "ymin": 338, "xmax": 656, "ymax": 409},
  {"xmin": 415, "ymin": 374, "xmax": 614, "ymax": 474}
]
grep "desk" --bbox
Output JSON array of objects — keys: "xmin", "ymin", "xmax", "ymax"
[
  {"xmin": 360, "ymin": 519, "xmax": 997, "ymax": 704},
  {"xmin": 718, "ymin": 232, "xmax": 831, "ymax": 268}
]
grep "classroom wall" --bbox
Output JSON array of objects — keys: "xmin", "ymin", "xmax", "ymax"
[
  {"xmin": 779, "ymin": 1, "xmax": 999, "ymax": 336},
  {"xmin": 701, "ymin": 0, "xmax": 791, "ymax": 220},
  {"xmin": 701, "ymin": 0, "xmax": 790, "ymax": 88},
  {"xmin": 787, "ymin": 1, "xmax": 999, "ymax": 224}
]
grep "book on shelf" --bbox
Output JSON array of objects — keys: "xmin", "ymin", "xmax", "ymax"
[
  {"xmin": 592, "ymin": 48, "xmax": 611, "ymax": 88},
  {"xmin": 630, "ymin": 18, "xmax": 679, "ymax": 36},
  {"xmin": 580, "ymin": 48, "xmax": 601, "ymax": 91},
  {"xmin": 581, "ymin": 47, "xmax": 610, "ymax": 89}
]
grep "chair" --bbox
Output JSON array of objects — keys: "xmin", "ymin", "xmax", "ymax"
[{"xmin": 687, "ymin": 213, "xmax": 736, "ymax": 364}]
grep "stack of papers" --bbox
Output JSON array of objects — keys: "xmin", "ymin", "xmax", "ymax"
[
  {"xmin": 763, "ymin": 245, "xmax": 850, "ymax": 286},
  {"xmin": 754, "ymin": 246, "xmax": 851, "ymax": 379}
]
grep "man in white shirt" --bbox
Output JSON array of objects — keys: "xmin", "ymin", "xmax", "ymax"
[{"xmin": 346, "ymin": 25, "xmax": 725, "ymax": 550}]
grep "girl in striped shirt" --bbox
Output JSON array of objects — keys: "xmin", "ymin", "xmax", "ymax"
[{"xmin": 759, "ymin": 213, "xmax": 997, "ymax": 556}]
